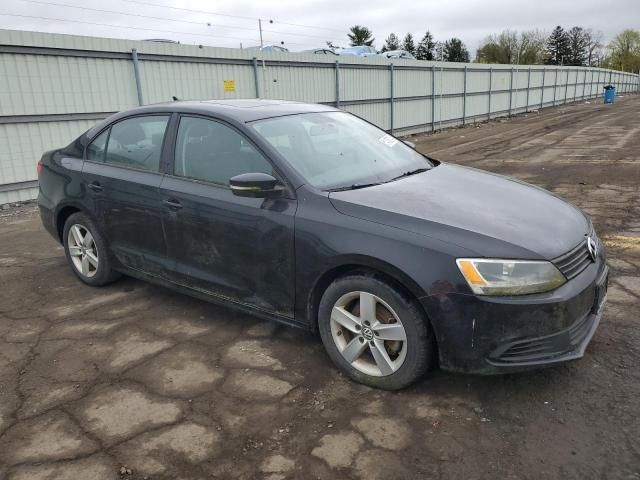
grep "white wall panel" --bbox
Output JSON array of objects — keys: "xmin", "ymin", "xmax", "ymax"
[
  {"xmin": 466, "ymin": 94, "xmax": 490, "ymax": 118},
  {"xmin": 395, "ymin": 69, "xmax": 431, "ymax": 98},
  {"xmin": 438, "ymin": 70, "xmax": 464, "ymax": 95},
  {"xmin": 528, "ymin": 89, "xmax": 542, "ymax": 107},
  {"xmin": 467, "ymin": 70, "xmax": 490, "ymax": 93},
  {"xmin": 438, "ymin": 96, "xmax": 463, "ymax": 122},
  {"xmin": 139, "ymin": 61, "xmax": 257, "ymax": 104},
  {"xmin": 0, "ymin": 54, "xmax": 138, "ymax": 115},
  {"xmin": 343, "ymin": 102, "xmax": 391, "ymax": 131},
  {"xmin": 341, "ymin": 67, "xmax": 390, "ymax": 101},
  {"xmin": 491, "ymin": 92, "xmax": 510, "ymax": 114},
  {"xmin": 491, "ymin": 69, "xmax": 511, "ymax": 92},
  {"xmin": 0, "ymin": 120, "xmax": 96, "ymax": 182},
  {"xmin": 394, "ymin": 99, "xmax": 431, "ymax": 129}
]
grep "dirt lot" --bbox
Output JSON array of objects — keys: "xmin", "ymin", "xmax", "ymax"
[{"xmin": 1, "ymin": 96, "xmax": 639, "ymax": 480}]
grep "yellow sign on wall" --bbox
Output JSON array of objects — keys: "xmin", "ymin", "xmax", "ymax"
[{"xmin": 223, "ymin": 80, "xmax": 236, "ymax": 92}]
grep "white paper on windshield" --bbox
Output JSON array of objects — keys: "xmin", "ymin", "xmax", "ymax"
[{"xmin": 378, "ymin": 135, "xmax": 398, "ymax": 147}]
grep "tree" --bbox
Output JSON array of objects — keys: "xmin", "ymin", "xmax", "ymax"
[
  {"xmin": 566, "ymin": 26, "xmax": 588, "ymax": 65},
  {"xmin": 347, "ymin": 25, "xmax": 374, "ymax": 47},
  {"xmin": 402, "ymin": 33, "xmax": 416, "ymax": 55},
  {"xmin": 584, "ymin": 29, "xmax": 604, "ymax": 66},
  {"xmin": 545, "ymin": 26, "xmax": 570, "ymax": 65},
  {"xmin": 415, "ymin": 31, "xmax": 435, "ymax": 60},
  {"xmin": 443, "ymin": 38, "xmax": 470, "ymax": 62},
  {"xmin": 435, "ymin": 41, "xmax": 445, "ymax": 61},
  {"xmin": 381, "ymin": 33, "xmax": 400, "ymax": 52},
  {"xmin": 476, "ymin": 30, "xmax": 518, "ymax": 64},
  {"xmin": 477, "ymin": 30, "xmax": 546, "ymax": 64},
  {"xmin": 519, "ymin": 31, "xmax": 546, "ymax": 64},
  {"xmin": 604, "ymin": 29, "xmax": 640, "ymax": 72},
  {"xmin": 326, "ymin": 40, "xmax": 340, "ymax": 50}
]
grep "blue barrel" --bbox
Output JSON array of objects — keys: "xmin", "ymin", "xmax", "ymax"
[{"xmin": 603, "ymin": 85, "xmax": 616, "ymax": 104}]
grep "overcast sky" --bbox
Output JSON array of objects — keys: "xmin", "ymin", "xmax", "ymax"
[{"xmin": 2, "ymin": 0, "xmax": 638, "ymax": 54}]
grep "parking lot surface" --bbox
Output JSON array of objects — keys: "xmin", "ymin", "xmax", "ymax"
[{"xmin": 1, "ymin": 96, "xmax": 639, "ymax": 480}]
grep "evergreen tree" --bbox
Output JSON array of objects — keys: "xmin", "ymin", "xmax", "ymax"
[
  {"xmin": 443, "ymin": 38, "xmax": 470, "ymax": 62},
  {"xmin": 415, "ymin": 31, "xmax": 435, "ymax": 60},
  {"xmin": 566, "ymin": 26, "xmax": 588, "ymax": 65},
  {"xmin": 347, "ymin": 25, "xmax": 375, "ymax": 47},
  {"xmin": 382, "ymin": 33, "xmax": 400, "ymax": 52},
  {"xmin": 545, "ymin": 26, "xmax": 570, "ymax": 65},
  {"xmin": 402, "ymin": 33, "xmax": 416, "ymax": 55}
]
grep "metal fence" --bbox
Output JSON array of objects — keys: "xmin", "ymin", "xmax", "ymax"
[{"xmin": 1, "ymin": 29, "xmax": 639, "ymax": 204}]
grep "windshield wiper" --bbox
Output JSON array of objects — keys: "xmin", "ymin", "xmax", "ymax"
[
  {"xmin": 386, "ymin": 167, "xmax": 429, "ymax": 183},
  {"xmin": 327, "ymin": 182, "xmax": 382, "ymax": 192}
]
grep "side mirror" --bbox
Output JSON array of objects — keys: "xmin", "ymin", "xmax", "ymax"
[
  {"xmin": 403, "ymin": 140, "xmax": 416, "ymax": 149},
  {"xmin": 230, "ymin": 172, "xmax": 283, "ymax": 198}
]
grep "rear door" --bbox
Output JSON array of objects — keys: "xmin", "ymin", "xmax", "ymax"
[
  {"xmin": 159, "ymin": 115, "xmax": 297, "ymax": 320},
  {"xmin": 82, "ymin": 114, "xmax": 172, "ymax": 276}
]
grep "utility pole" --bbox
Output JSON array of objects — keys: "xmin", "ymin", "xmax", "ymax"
[{"xmin": 258, "ymin": 19, "xmax": 263, "ymax": 48}]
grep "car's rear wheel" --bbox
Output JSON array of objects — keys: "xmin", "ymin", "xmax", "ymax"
[
  {"xmin": 318, "ymin": 274, "xmax": 435, "ymax": 390},
  {"xmin": 63, "ymin": 212, "xmax": 120, "ymax": 286}
]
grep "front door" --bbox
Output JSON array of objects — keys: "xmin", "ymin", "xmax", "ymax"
[
  {"xmin": 82, "ymin": 114, "xmax": 171, "ymax": 276},
  {"xmin": 160, "ymin": 115, "xmax": 297, "ymax": 320}
]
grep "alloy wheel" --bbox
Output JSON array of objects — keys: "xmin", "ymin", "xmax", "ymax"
[
  {"xmin": 67, "ymin": 223, "xmax": 99, "ymax": 278},
  {"xmin": 330, "ymin": 291, "xmax": 408, "ymax": 377}
]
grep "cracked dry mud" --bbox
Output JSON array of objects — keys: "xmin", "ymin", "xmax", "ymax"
[{"xmin": 1, "ymin": 96, "xmax": 639, "ymax": 479}]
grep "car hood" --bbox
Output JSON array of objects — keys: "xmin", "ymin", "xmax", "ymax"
[{"xmin": 328, "ymin": 163, "xmax": 589, "ymax": 259}]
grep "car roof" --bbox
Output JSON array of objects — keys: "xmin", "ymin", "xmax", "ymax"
[{"xmin": 110, "ymin": 99, "xmax": 339, "ymax": 123}]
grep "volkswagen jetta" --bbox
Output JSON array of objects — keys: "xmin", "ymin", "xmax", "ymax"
[{"xmin": 37, "ymin": 100, "xmax": 608, "ymax": 390}]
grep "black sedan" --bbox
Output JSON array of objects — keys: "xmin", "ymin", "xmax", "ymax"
[{"xmin": 37, "ymin": 100, "xmax": 608, "ymax": 390}]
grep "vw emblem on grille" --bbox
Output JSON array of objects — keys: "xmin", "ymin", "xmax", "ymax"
[{"xmin": 586, "ymin": 236, "xmax": 598, "ymax": 262}]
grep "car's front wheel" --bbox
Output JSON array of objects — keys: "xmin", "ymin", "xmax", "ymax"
[
  {"xmin": 318, "ymin": 274, "xmax": 435, "ymax": 390},
  {"xmin": 63, "ymin": 212, "xmax": 120, "ymax": 286}
]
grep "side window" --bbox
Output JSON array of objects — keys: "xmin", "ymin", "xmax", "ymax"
[
  {"xmin": 86, "ymin": 129, "xmax": 109, "ymax": 161},
  {"xmin": 174, "ymin": 116, "xmax": 273, "ymax": 186},
  {"xmin": 105, "ymin": 115, "xmax": 170, "ymax": 172}
]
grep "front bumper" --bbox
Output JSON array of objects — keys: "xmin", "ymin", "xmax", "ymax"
[
  {"xmin": 422, "ymin": 257, "xmax": 608, "ymax": 374},
  {"xmin": 487, "ymin": 274, "xmax": 606, "ymax": 369}
]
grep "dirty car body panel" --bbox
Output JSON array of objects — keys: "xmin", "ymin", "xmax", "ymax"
[{"xmin": 37, "ymin": 99, "xmax": 608, "ymax": 374}]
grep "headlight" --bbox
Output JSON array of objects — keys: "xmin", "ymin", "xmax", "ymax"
[{"xmin": 456, "ymin": 259, "xmax": 566, "ymax": 295}]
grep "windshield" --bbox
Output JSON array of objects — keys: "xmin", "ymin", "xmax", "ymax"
[{"xmin": 250, "ymin": 112, "xmax": 433, "ymax": 190}]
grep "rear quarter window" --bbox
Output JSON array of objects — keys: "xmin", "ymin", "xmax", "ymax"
[
  {"xmin": 104, "ymin": 115, "xmax": 170, "ymax": 172},
  {"xmin": 86, "ymin": 129, "xmax": 109, "ymax": 162}
]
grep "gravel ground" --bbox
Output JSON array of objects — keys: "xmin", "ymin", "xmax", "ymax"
[{"xmin": 0, "ymin": 95, "xmax": 639, "ymax": 480}]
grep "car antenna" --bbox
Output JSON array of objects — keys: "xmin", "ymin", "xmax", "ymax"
[{"xmin": 172, "ymin": 95, "xmax": 180, "ymax": 101}]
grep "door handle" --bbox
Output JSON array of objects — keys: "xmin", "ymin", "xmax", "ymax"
[
  {"xmin": 87, "ymin": 181, "xmax": 103, "ymax": 193},
  {"xmin": 162, "ymin": 198, "xmax": 183, "ymax": 210}
]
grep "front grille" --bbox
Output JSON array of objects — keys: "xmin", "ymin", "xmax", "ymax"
[
  {"xmin": 492, "ymin": 313, "xmax": 594, "ymax": 364},
  {"xmin": 553, "ymin": 230, "xmax": 599, "ymax": 280}
]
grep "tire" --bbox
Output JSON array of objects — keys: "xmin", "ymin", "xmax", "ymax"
[
  {"xmin": 62, "ymin": 212, "xmax": 121, "ymax": 286},
  {"xmin": 318, "ymin": 273, "xmax": 435, "ymax": 390}
]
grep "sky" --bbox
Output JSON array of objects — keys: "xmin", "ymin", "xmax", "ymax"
[{"xmin": 1, "ymin": 0, "xmax": 638, "ymax": 54}]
